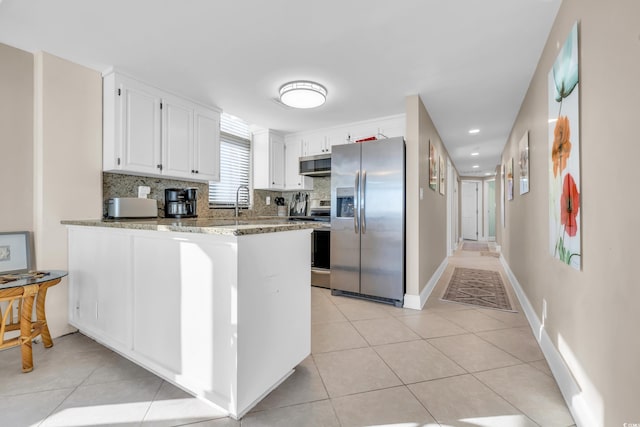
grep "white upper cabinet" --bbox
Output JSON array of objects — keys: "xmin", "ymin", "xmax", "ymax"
[
  {"xmin": 162, "ymin": 95, "xmax": 194, "ymax": 179},
  {"xmin": 253, "ymin": 129, "xmax": 285, "ymax": 190},
  {"xmin": 301, "ymin": 135, "xmax": 325, "ymax": 157},
  {"xmin": 288, "ymin": 114, "xmax": 406, "ymax": 158},
  {"xmin": 285, "ymin": 139, "xmax": 312, "ymax": 190},
  {"xmin": 119, "ymin": 80, "xmax": 162, "ymax": 175},
  {"xmin": 193, "ymin": 109, "xmax": 221, "ymax": 182},
  {"xmin": 103, "ymin": 70, "xmax": 221, "ymax": 182}
]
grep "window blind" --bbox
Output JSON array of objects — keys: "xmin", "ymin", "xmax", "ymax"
[{"xmin": 209, "ymin": 113, "xmax": 251, "ymax": 207}]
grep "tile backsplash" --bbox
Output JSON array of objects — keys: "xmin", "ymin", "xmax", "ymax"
[{"xmin": 103, "ymin": 173, "xmax": 281, "ymax": 218}]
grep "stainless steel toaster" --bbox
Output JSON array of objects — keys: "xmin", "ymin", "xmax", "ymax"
[{"xmin": 106, "ymin": 198, "xmax": 158, "ymax": 219}]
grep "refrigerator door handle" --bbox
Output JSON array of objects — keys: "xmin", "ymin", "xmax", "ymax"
[
  {"xmin": 361, "ymin": 170, "xmax": 367, "ymax": 234},
  {"xmin": 354, "ymin": 170, "xmax": 360, "ymax": 233}
]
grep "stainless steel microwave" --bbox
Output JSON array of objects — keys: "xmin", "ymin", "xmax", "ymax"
[{"xmin": 299, "ymin": 153, "xmax": 331, "ymax": 176}]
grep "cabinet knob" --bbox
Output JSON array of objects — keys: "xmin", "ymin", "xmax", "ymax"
[
  {"xmin": 195, "ymin": 170, "xmax": 199, "ymax": 174},
  {"xmin": 191, "ymin": 170, "xmax": 195, "ymax": 173},
  {"xmin": 157, "ymin": 164, "xmax": 162, "ymax": 171}
]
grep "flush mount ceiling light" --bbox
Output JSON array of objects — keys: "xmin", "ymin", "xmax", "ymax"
[
  {"xmin": 472, "ymin": 165, "xmax": 480, "ymax": 168},
  {"xmin": 279, "ymin": 81, "xmax": 327, "ymax": 109},
  {"xmin": 468, "ymin": 129, "xmax": 480, "ymax": 134},
  {"xmin": 471, "ymin": 152, "xmax": 480, "ymax": 156}
]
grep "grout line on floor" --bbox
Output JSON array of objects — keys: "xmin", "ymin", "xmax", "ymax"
[{"xmin": 470, "ymin": 369, "xmax": 543, "ymax": 427}]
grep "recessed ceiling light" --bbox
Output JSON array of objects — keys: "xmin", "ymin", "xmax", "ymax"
[
  {"xmin": 468, "ymin": 129, "xmax": 480, "ymax": 134},
  {"xmin": 485, "ymin": 172, "xmax": 492, "ymax": 176},
  {"xmin": 471, "ymin": 152, "xmax": 479, "ymax": 156},
  {"xmin": 472, "ymin": 165, "xmax": 479, "ymax": 168},
  {"xmin": 279, "ymin": 81, "xmax": 327, "ymax": 109}
]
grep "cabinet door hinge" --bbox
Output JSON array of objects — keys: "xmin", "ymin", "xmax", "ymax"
[
  {"xmin": 117, "ymin": 88, "xmax": 121, "ymax": 96},
  {"xmin": 160, "ymin": 102, "xmax": 163, "ymax": 110},
  {"xmin": 117, "ymin": 157, "xmax": 121, "ymax": 166}
]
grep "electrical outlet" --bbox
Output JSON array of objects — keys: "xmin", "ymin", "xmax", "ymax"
[
  {"xmin": 266, "ymin": 196, "xmax": 271, "ymax": 205},
  {"xmin": 137, "ymin": 185, "xmax": 151, "ymax": 198}
]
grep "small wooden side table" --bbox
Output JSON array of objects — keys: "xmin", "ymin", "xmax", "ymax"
[{"xmin": 0, "ymin": 270, "xmax": 67, "ymax": 372}]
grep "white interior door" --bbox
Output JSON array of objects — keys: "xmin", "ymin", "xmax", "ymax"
[{"xmin": 462, "ymin": 181, "xmax": 479, "ymax": 241}]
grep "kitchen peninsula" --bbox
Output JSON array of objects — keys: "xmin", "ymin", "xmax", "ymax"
[{"xmin": 62, "ymin": 218, "xmax": 317, "ymax": 419}]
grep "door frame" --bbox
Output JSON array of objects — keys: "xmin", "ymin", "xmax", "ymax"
[
  {"xmin": 461, "ymin": 180, "xmax": 482, "ymax": 241},
  {"xmin": 483, "ymin": 178, "xmax": 496, "ymax": 241},
  {"xmin": 446, "ymin": 158, "xmax": 458, "ymax": 255}
]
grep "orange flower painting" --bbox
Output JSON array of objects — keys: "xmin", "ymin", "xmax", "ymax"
[{"xmin": 552, "ymin": 116, "xmax": 572, "ymax": 177}]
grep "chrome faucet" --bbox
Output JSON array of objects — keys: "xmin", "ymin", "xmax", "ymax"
[{"xmin": 235, "ymin": 185, "xmax": 250, "ymax": 218}]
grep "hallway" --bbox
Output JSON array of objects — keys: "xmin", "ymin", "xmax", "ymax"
[{"xmin": 0, "ymin": 245, "xmax": 575, "ymax": 426}]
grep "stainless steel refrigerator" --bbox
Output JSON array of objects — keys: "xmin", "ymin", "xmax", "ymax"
[{"xmin": 330, "ymin": 137, "xmax": 405, "ymax": 306}]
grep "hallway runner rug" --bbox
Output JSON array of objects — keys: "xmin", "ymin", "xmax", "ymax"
[
  {"xmin": 462, "ymin": 242, "xmax": 489, "ymax": 251},
  {"xmin": 441, "ymin": 267, "xmax": 515, "ymax": 312},
  {"xmin": 481, "ymin": 251, "xmax": 500, "ymax": 258}
]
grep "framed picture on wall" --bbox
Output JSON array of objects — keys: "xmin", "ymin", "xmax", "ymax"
[
  {"xmin": 439, "ymin": 156, "xmax": 445, "ymax": 195},
  {"xmin": 429, "ymin": 141, "xmax": 437, "ymax": 191},
  {"xmin": 507, "ymin": 158, "xmax": 514, "ymax": 201},
  {"xmin": 501, "ymin": 163, "xmax": 506, "ymax": 227},
  {"xmin": 519, "ymin": 131, "xmax": 530, "ymax": 195},
  {"xmin": 0, "ymin": 231, "xmax": 34, "ymax": 275}
]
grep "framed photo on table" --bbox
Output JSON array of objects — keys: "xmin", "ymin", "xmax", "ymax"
[{"xmin": 0, "ymin": 231, "xmax": 34, "ymax": 274}]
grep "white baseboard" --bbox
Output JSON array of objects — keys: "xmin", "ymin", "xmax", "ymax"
[
  {"xmin": 499, "ymin": 255, "xmax": 596, "ymax": 427},
  {"xmin": 404, "ymin": 257, "xmax": 448, "ymax": 310}
]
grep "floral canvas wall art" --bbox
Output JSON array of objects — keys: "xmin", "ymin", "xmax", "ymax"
[
  {"xmin": 439, "ymin": 156, "xmax": 445, "ymax": 195},
  {"xmin": 501, "ymin": 163, "xmax": 506, "ymax": 228},
  {"xmin": 429, "ymin": 141, "xmax": 437, "ymax": 191},
  {"xmin": 507, "ymin": 158, "xmax": 514, "ymax": 201},
  {"xmin": 549, "ymin": 22, "xmax": 581, "ymax": 270},
  {"xmin": 519, "ymin": 131, "xmax": 530, "ymax": 195}
]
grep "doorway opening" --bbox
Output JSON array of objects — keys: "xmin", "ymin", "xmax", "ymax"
[
  {"xmin": 485, "ymin": 179, "xmax": 496, "ymax": 241},
  {"xmin": 461, "ymin": 181, "xmax": 480, "ymax": 241}
]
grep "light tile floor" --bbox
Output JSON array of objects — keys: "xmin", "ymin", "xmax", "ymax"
[{"xmin": 0, "ymin": 246, "xmax": 576, "ymax": 426}]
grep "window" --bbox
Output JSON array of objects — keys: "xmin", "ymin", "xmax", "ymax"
[{"xmin": 208, "ymin": 113, "xmax": 251, "ymax": 207}]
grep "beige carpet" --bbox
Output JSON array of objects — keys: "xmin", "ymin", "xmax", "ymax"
[{"xmin": 441, "ymin": 267, "xmax": 515, "ymax": 312}]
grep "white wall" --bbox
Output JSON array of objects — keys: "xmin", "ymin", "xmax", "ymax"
[
  {"xmin": 0, "ymin": 43, "xmax": 33, "ymax": 232},
  {"xmin": 499, "ymin": 0, "xmax": 640, "ymax": 424},
  {"xmin": 405, "ymin": 95, "xmax": 451, "ymax": 307},
  {"xmin": 33, "ymin": 52, "xmax": 103, "ymax": 337}
]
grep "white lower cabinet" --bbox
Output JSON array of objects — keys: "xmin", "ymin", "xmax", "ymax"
[
  {"xmin": 68, "ymin": 227, "xmax": 133, "ymax": 349},
  {"xmin": 131, "ymin": 235, "xmax": 183, "ymax": 373},
  {"xmin": 67, "ymin": 225, "xmax": 311, "ymax": 419}
]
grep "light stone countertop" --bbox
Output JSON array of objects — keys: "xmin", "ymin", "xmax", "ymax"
[{"xmin": 61, "ymin": 217, "xmax": 322, "ymax": 236}]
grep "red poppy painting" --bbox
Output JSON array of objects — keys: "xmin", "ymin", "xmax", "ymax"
[
  {"xmin": 549, "ymin": 22, "xmax": 581, "ymax": 270},
  {"xmin": 560, "ymin": 174, "xmax": 579, "ymax": 237}
]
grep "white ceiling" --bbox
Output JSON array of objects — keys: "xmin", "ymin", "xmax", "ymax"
[{"xmin": 0, "ymin": 0, "xmax": 561, "ymax": 176}]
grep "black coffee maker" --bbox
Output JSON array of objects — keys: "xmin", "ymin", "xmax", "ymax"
[{"xmin": 165, "ymin": 188, "xmax": 197, "ymax": 218}]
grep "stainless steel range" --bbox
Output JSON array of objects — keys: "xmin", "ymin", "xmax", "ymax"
[{"xmin": 289, "ymin": 199, "xmax": 331, "ymax": 288}]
